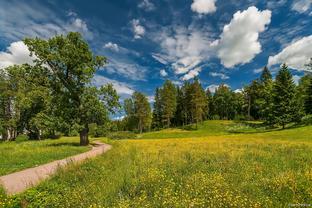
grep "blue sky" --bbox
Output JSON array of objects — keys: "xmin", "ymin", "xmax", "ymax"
[{"xmin": 0, "ymin": 0, "xmax": 311, "ymax": 100}]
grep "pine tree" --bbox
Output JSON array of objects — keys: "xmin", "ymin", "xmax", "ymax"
[
  {"xmin": 152, "ymin": 88, "xmax": 162, "ymax": 129},
  {"xmin": 132, "ymin": 92, "xmax": 152, "ymax": 133},
  {"xmin": 259, "ymin": 66, "xmax": 273, "ymax": 122},
  {"xmin": 260, "ymin": 66, "xmax": 272, "ymax": 84},
  {"xmin": 271, "ymin": 64, "xmax": 300, "ymax": 128},
  {"xmin": 304, "ymin": 58, "xmax": 312, "ymax": 114},
  {"xmin": 189, "ymin": 78, "xmax": 207, "ymax": 126},
  {"xmin": 160, "ymin": 80, "xmax": 177, "ymax": 128}
]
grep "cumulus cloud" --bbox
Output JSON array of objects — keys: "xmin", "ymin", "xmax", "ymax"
[
  {"xmin": 182, "ymin": 67, "xmax": 202, "ymax": 80},
  {"xmin": 160, "ymin": 69, "xmax": 168, "ymax": 77},
  {"xmin": 209, "ymin": 72, "xmax": 229, "ymax": 80},
  {"xmin": 0, "ymin": 41, "xmax": 35, "ymax": 69},
  {"xmin": 131, "ymin": 19, "xmax": 145, "ymax": 39},
  {"xmin": 104, "ymin": 42, "xmax": 120, "ymax": 52},
  {"xmin": 292, "ymin": 0, "xmax": 311, "ymax": 13},
  {"xmin": 92, "ymin": 75, "xmax": 134, "ymax": 95},
  {"xmin": 214, "ymin": 6, "xmax": 271, "ymax": 68},
  {"xmin": 268, "ymin": 35, "xmax": 312, "ymax": 71},
  {"xmin": 138, "ymin": 0, "xmax": 155, "ymax": 11},
  {"xmin": 191, "ymin": 0, "xmax": 217, "ymax": 14}
]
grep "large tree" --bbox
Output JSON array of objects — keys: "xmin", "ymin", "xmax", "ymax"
[
  {"xmin": 304, "ymin": 58, "xmax": 312, "ymax": 114},
  {"xmin": 24, "ymin": 32, "xmax": 118, "ymax": 145},
  {"xmin": 271, "ymin": 64, "xmax": 301, "ymax": 128},
  {"xmin": 189, "ymin": 78, "xmax": 207, "ymax": 126}
]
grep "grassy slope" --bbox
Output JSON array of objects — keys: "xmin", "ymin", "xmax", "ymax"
[
  {"xmin": 1, "ymin": 121, "xmax": 312, "ymax": 207},
  {"xmin": 0, "ymin": 137, "xmax": 90, "ymax": 176}
]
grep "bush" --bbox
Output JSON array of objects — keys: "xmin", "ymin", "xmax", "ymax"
[
  {"xmin": 301, "ymin": 115, "xmax": 312, "ymax": 125},
  {"xmin": 15, "ymin": 134, "xmax": 29, "ymax": 143},
  {"xmin": 107, "ymin": 131, "xmax": 136, "ymax": 140}
]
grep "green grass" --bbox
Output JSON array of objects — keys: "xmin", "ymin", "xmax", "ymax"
[
  {"xmin": 0, "ymin": 137, "xmax": 90, "ymax": 176},
  {"xmin": 1, "ymin": 121, "xmax": 312, "ymax": 207}
]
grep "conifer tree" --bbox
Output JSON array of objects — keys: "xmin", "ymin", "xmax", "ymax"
[
  {"xmin": 271, "ymin": 64, "xmax": 300, "ymax": 128},
  {"xmin": 160, "ymin": 80, "xmax": 177, "ymax": 127},
  {"xmin": 152, "ymin": 87, "xmax": 162, "ymax": 129},
  {"xmin": 189, "ymin": 78, "xmax": 207, "ymax": 126},
  {"xmin": 304, "ymin": 58, "xmax": 312, "ymax": 114}
]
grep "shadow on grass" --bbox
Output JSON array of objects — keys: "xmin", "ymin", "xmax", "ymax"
[{"xmin": 47, "ymin": 142, "xmax": 81, "ymax": 147}]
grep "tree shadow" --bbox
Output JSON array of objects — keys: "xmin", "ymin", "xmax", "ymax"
[{"xmin": 47, "ymin": 142, "xmax": 81, "ymax": 147}]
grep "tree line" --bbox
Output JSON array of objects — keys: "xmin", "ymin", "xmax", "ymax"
[
  {"xmin": 120, "ymin": 61, "xmax": 312, "ymax": 132},
  {"xmin": 0, "ymin": 32, "xmax": 120, "ymax": 145}
]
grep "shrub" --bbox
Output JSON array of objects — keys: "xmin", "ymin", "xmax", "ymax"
[
  {"xmin": 15, "ymin": 134, "xmax": 29, "ymax": 143},
  {"xmin": 301, "ymin": 115, "xmax": 312, "ymax": 125},
  {"xmin": 107, "ymin": 131, "xmax": 136, "ymax": 140}
]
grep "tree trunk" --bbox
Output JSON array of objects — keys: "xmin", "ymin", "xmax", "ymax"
[{"xmin": 79, "ymin": 125, "xmax": 89, "ymax": 146}]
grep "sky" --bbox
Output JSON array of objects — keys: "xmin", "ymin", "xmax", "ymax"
[{"xmin": 0, "ymin": 0, "xmax": 311, "ymax": 102}]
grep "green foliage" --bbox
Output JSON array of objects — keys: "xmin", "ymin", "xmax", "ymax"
[
  {"xmin": 15, "ymin": 134, "xmax": 29, "ymax": 143},
  {"xmin": 124, "ymin": 92, "xmax": 152, "ymax": 133},
  {"xmin": 271, "ymin": 64, "xmax": 301, "ymax": 128},
  {"xmin": 107, "ymin": 131, "xmax": 136, "ymax": 140}
]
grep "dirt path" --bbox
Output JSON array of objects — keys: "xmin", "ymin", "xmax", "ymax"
[{"xmin": 0, "ymin": 141, "xmax": 112, "ymax": 195}]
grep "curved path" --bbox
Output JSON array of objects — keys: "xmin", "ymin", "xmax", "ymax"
[{"xmin": 0, "ymin": 141, "xmax": 112, "ymax": 195}]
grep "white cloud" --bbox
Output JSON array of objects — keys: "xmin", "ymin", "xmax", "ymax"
[
  {"xmin": 147, "ymin": 95, "xmax": 155, "ymax": 103},
  {"xmin": 0, "ymin": 2, "xmax": 92, "ymax": 41},
  {"xmin": 234, "ymin": 88, "xmax": 243, "ymax": 93},
  {"xmin": 293, "ymin": 75, "xmax": 301, "ymax": 85},
  {"xmin": 209, "ymin": 72, "xmax": 229, "ymax": 80},
  {"xmin": 206, "ymin": 84, "xmax": 230, "ymax": 93},
  {"xmin": 191, "ymin": 0, "xmax": 217, "ymax": 14},
  {"xmin": 104, "ymin": 59, "xmax": 147, "ymax": 81},
  {"xmin": 104, "ymin": 42, "xmax": 120, "ymax": 52},
  {"xmin": 160, "ymin": 69, "xmax": 168, "ymax": 77},
  {"xmin": 152, "ymin": 53, "xmax": 169, "ymax": 65},
  {"xmin": 292, "ymin": 0, "xmax": 312, "ymax": 13},
  {"xmin": 138, "ymin": 0, "xmax": 155, "ymax": 11},
  {"xmin": 0, "ymin": 41, "xmax": 35, "ymax": 69},
  {"xmin": 131, "ymin": 19, "xmax": 145, "ymax": 39},
  {"xmin": 253, "ymin": 67, "xmax": 264, "ymax": 74},
  {"xmin": 268, "ymin": 35, "xmax": 312, "ymax": 71},
  {"xmin": 214, "ymin": 6, "xmax": 271, "ymax": 68},
  {"xmin": 182, "ymin": 67, "xmax": 202, "ymax": 80},
  {"xmin": 154, "ymin": 26, "xmax": 213, "ymax": 77},
  {"xmin": 92, "ymin": 75, "xmax": 134, "ymax": 95}
]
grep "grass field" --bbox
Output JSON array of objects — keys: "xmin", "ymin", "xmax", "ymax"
[
  {"xmin": 1, "ymin": 121, "xmax": 312, "ymax": 207},
  {"xmin": 0, "ymin": 137, "xmax": 90, "ymax": 176}
]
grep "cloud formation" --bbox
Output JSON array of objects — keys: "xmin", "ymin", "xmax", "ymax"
[
  {"xmin": 209, "ymin": 72, "xmax": 229, "ymax": 80},
  {"xmin": 104, "ymin": 42, "xmax": 120, "ymax": 52},
  {"xmin": 92, "ymin": 75, "xmax": 134, "ymax": 96},
  {"xmin": 138, "ymin": 0, "xmax": 155, "ymax": 11},
  {"xmin": 214, "ymin": 6, "xmax": 271, "ymax": 68},
  {"xmin": 131, "ymin": 19, "xmax": 145, "ymax": 39},
  {"xmin": 268, "ymin": 35, "xmax": 312, "ymax": 71},
  {"xmin": 160, "ymin": 69, "xmax": 168, "ymax": 77},
  {"xmin": 182, "ymin": 67, "xmax": 202, "ymax": 80},
  {"xmin": 191, "ymin": 0, "xmax": 217, "ymax": 14},
  {"xmin": 291, "ymin": 0, "xmax": 311, "ymax": 13},
  {"xmin": 0, "ymin": 41, "xmax": 34, "ymax": 69}
]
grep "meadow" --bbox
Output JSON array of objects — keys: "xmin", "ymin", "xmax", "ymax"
[{"xmin": 1, "ymin": 121, "xmax": 312, "ymax": 207}]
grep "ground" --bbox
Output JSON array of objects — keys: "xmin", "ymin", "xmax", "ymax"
[{"xmin": 0, "ymin": 121, "xmax": 312, "ymax": 207}]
